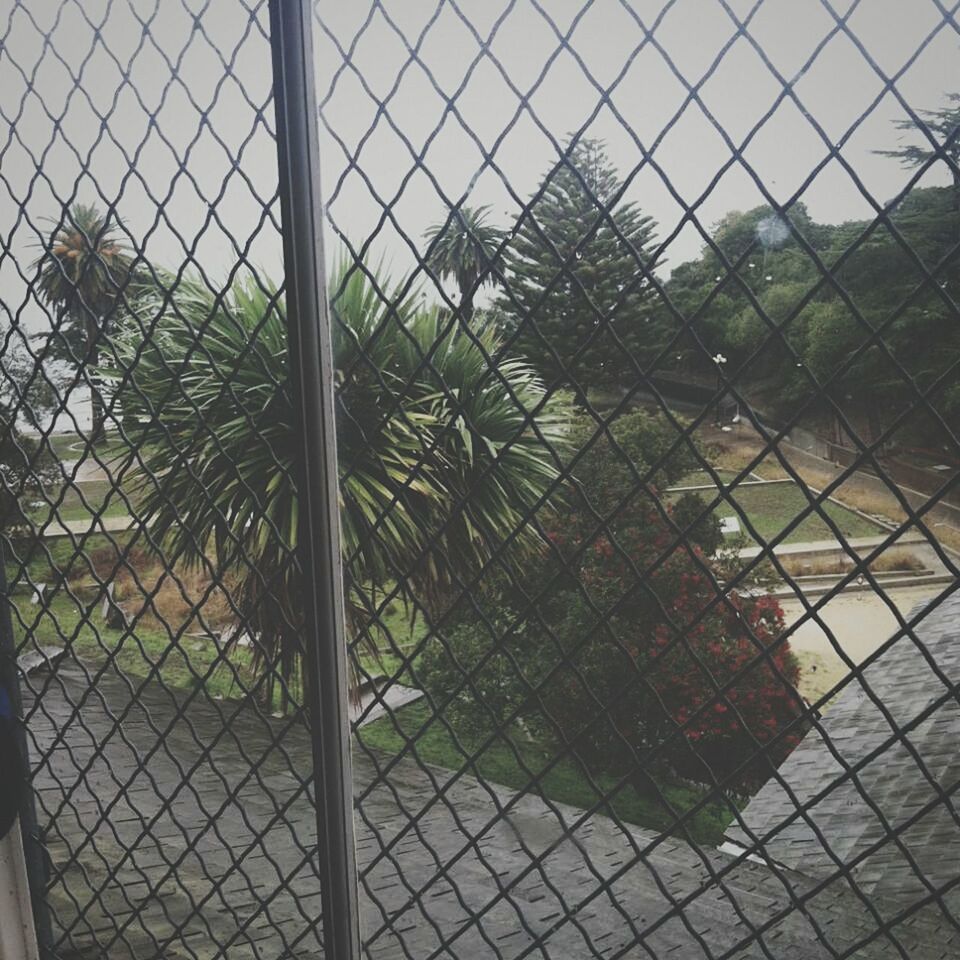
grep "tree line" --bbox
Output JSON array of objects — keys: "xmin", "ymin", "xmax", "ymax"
[
  {"xmin": 26, "ymin": 92, "xmax": 960, "ymax": 452},
  {"xmin": 422, "ymin": 100, "xmax": 960, "ymax": 441}
]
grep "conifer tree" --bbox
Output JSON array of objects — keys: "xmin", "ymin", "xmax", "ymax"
[
  {"xmin": 502, "ymin": 138, "xmax": 661, "ymax": 388},
  {"xmin": 875, "ymin": 94, "xmax": 960, "ymax": 212}
]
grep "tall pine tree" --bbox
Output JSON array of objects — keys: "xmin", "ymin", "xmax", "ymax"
[
  {"xmin": 502, "ymin": 138, "xmax": 660, "ymax": 389},
  {"xmin": 875, "ymin": 94, "xmax": 960, "ymax": 212}
]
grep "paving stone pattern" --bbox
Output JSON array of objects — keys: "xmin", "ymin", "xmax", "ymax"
[
  {"xmin": 24, "ymin": 659, "xmax": 958, "ymax": 959},
  {"xmin": 730, "ymin": 593, "xmax": 960, "ymax": 914}
]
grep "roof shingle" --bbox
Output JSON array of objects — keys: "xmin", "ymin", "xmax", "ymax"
[{"xmin": 728, "ymin": 589, "xmax": 960, "ymax": 915}]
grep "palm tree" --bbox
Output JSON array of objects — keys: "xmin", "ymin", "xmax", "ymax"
[
  {"xmin": 112, "ymin": 258, "xmax": 566, "ymax": 708},
  {"xmin": 34, "ymin": 203, "xmax": 131, "ymax": 441},
  {"xmin": 424, "ymin": 204, "xmax": 506, "ymax": 320}
]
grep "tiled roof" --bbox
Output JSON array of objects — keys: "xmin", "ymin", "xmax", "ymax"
[
  {"xmin": 727, "ymin": 589, "xmax": 960, "ymax": 915},
  {"xmin": 30, "ymin": 654, "xmax": 960, "ymax": 958}
]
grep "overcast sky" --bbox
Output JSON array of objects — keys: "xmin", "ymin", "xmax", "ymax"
[{"xmin": 2, "ymin": 0, "xmax": 959, "ymax": 333}]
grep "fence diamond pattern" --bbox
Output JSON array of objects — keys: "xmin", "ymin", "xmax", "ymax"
[{"xmin": 0, "ymin": 1, "xmax": 958, "ymax": 959}]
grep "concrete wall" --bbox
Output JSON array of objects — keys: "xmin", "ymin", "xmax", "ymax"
[{"xmin": 0, "ymin": 821, "xmax": 40, "ymax": 960}]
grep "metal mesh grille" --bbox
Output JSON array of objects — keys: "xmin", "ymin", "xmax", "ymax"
[
  {"xmin": 1, "ymin": 1, "xmax": 958, "ymax": 959},
  {"xmin": 316, "ymin": 2, "xmax": 960, "ymax": 958},
  {"xmin": 0, "ymin": 2, "xmax": 328, "ymax": 957}
]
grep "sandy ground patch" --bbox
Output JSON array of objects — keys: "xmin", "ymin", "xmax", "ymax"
[{"xmin": 779, "ymin": 584, "xmax": 948, "ymax": 707}]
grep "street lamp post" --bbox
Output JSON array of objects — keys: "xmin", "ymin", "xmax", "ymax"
[{"xmin": 713, "ymin": 353, "xmax": 727, "ymax": 426}]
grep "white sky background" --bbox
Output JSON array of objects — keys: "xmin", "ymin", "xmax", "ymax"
[{"xmin": 1, "ymin": 0, "xmax": 959, "ymax": 345}]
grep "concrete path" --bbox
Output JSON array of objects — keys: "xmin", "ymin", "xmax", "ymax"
[
  {"xmin": 37, "ymin": 515, "xmax": 136, "ymax": 538},
  {"xmin": 781, "ymin": 583, "xmax": 950, "ymax": 664}
]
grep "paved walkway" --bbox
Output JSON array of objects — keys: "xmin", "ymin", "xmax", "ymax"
[
  {"xmin": 784, "ymin": 583, "xmax": 949, "ymax": 704},
  {"xmin": 737, "ymin": 533, "xmax": 927, "ymax": 561},
  {"xmin": 38, "ymin": 514, "xmax": 136, "ymax": 538},
  {"xmin": 23, "ymin": 663, "xmax": 957, "ymax": 960}
]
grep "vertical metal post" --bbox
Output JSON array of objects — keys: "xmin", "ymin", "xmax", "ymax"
[
  {"xmin": 0, "ymin": 823, "xmax": 41, "ymax": 960},
  {"xmin": 268, "ymin": 3, "xmax": 361, "ymax": 958},
  {"xmin": 0, "ymin": 541, "xmax": 52, "ymax": 957}
]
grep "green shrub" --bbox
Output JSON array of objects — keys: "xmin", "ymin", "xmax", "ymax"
[
  {"xmin": 565, "ymin": 408, "xmax": 700, "ymax": 508},
  {"xmin": 417, "ymin": 609, "xmax": 544, "ymax": 738},
  {"xmin": 670, "ymin": 491, "xmax": 724, "ymax": 556}
]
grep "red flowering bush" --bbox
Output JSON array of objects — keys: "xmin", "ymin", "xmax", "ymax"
[
  {"xmin": 535, "ymin": 494, "xmax": 804, "ymax": 791},
  {"xmin": 520, "ymin": 412, "xmax": 804, "ymax": 791}
]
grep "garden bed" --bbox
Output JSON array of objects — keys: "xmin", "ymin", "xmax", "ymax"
[{"xmin": 778, "ymin": 548, "xmax": 925, "ymax": 578}]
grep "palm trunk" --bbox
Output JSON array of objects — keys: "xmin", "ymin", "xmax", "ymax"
[
  {"xmin": 458, "ymin": 269, "xmax": 477, "ymax": 323},
  {"xmin": 85, "ymin": 313, "xmax": 104, "ymax": 444},
  {"xmin": 953, "ymin": 169, "xmax": 960, "ymax": 242}
]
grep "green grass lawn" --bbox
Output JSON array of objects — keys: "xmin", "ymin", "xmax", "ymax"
[
  {"xmin": 46, "ymin": 433, "xmax": 84, "ymax": 460},
  {"xmin": 668, "ymin": 478, "xmax": 884, "ymax": 546},
  {"xmin": 33, "ymin": 479, "xmax": 136, "ymax": 524},
  {"xmin": 46, "ymin": 432, "xmax": 139, "ymax": 464},
  {"xmin": 359, "ymin": 700, "xmax": 738, "ymax": 845}
]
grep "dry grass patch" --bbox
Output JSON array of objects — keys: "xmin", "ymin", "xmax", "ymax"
[
  {"xmin": 82, "ymin": 542, "xmax": 241, "ymax": 634},
  {"xmin": 780, "ymin": 549, "xmax": 926, "ymax": 579},
  {"xmin": 704, "ymin": 439, "xmax": 786, "ymax": 479}
]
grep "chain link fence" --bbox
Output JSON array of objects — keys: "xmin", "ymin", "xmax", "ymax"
[{"xmin": 1, "ymin": 1, "xmax": 958, "ymax": 958}]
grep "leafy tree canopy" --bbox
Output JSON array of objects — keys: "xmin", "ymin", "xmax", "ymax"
[{"xmin": 663, "ymin": 189, "xmax": 960, "ymax": 429}]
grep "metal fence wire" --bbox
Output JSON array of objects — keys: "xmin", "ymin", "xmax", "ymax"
[{"xmin": 1, "ymin": 1, "xmax": 959, "ymax": 958}]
